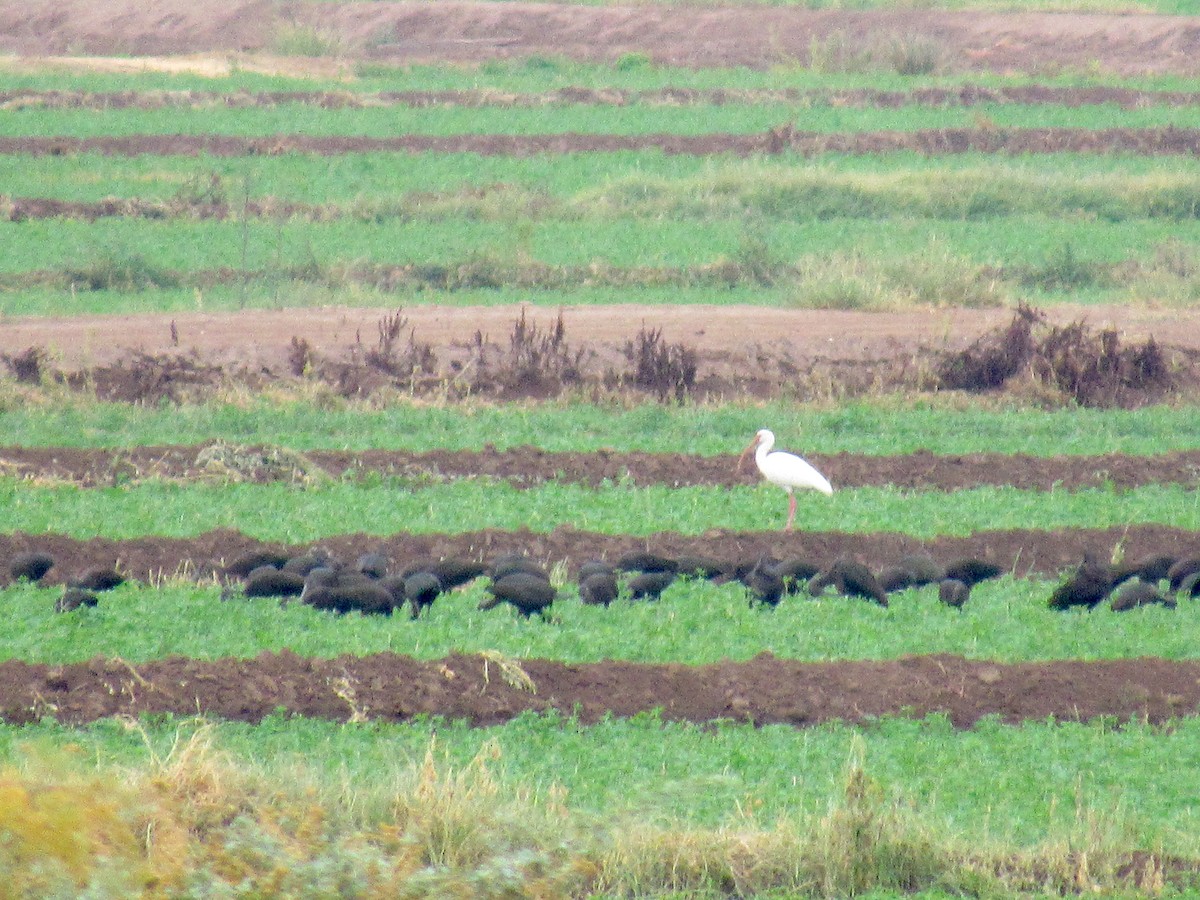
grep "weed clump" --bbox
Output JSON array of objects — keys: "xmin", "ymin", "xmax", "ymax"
[
  {"xmin": 1034, "ymin": 322, "xmax": 1172, "ymax": 407},
  {"xmin": 364, "ymin": 308, "xmax": 436, "ymax": 378},
  {"xmin": 1, "ymin": 346, "xmax": 47, "ymax": 384},
  {"xmin": 937, "ymin": 302, "xmax": 1041, "ymax": 392},
  {"xmin": 65, "ymin": 251, "xmax": 179, "ymax": 292},
  {"xmin": 937, "ymin": 302, "xmax": 1174, "ymax": 407},
  {"xmin": 624, "ymin": 325, "xmax": 698, "ymax": 402},
  {"xmin": 90, "ymin": 351, "xmax": 222, "ymax": 405}
]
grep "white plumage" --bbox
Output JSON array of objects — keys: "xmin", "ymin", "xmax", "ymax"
[{"xmin": 738, "ymin": 428, "xmax": 833, "ymax": 531}]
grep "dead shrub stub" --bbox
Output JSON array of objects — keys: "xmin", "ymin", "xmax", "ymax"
[{"xmin": 937, "ymin": 303, "xmax": 1174, "ymax": 407}]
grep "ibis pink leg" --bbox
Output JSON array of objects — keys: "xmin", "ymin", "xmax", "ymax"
[{"xmin": 785, "ymin": 493, "xmax": 797, "ymax": 531}]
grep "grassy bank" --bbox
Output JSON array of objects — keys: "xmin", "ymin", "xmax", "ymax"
[{"xmin": 0, "ymin": 713, "xmax": 1196, "ymax": 896}]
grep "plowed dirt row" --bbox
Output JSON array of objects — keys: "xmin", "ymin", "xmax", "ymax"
[
  {"xmin": 3, "ymin": 524, "xmax": 1198, "ymax": 589},
  {"xmin": 4, "ymin": 127, "xmax": 1200, "ymax": 157},
  {"xmin": 4, "ymin": 444, "xmax": 1200, "ymax": 492},
  {"xmin": 7, "ymin": 85, "xmax": 1198, "ymax": 110},
  {"xmin": 3, "ymin": 651, "xmax": 1198, "ymax": 728}
]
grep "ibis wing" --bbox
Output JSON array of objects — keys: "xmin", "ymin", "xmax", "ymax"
[{"xmin": 760, "ymin": 450, "xmax": 833, "ymax": 495}]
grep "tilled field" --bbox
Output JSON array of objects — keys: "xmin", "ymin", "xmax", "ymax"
[
  {"xmin": 3, "ymin": 442, "xmax": 1200, "ymax": 729},
  {"xmin": 4, "ymin": 0, "xmax": 1200, "ymax": 738},
  {"xmin": 8, "ymin": 3, "xmax": 1200, "ymax": 894}
]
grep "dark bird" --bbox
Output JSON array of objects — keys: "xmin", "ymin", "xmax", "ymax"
[
  {"xmin": 734, "ymin": 555, "xmax": 779, "ymax": 581},
  {"xmin": 1048, "ymin": 552, "xmax": 1113, "ymax": 611},
  {"xmin": 283, "ymin": 549, "xmax": 339, "ymax": 577},
  {"xmin": 627, "ymin": 570, "xmax": 676, "ymax": 602},
  {"xmin": 1178, "ymin": 571, "xmax": 1200, "ymax": 599},
  {"xmin": 10, "ymin": 551, "xmax": 54, "ymax": 583},
  {"xmin": 221, "ymin": 549, "xmax": 291, "ymax": 579},
  {"xmin": 296, "ymin": 566, "xmax": 341, "ymax": 606},
  {"xmin": 70, "ymin": 567, "xmax": 125, "ymax": 592},
  {"xmin": 489, "ymin": 554, "xmax": 550, "ymax": 582},
  {"xmin": 425, "ymin": 558, "xmax": 488, "ymax": 590},
  {"xmin": 1167, "ymin": 555, "xmax": 1200, "ymax": 592},
  {"xmin": 578, "ymin": 559, "xmax": 616, "ymax": 580},
  {"xmin": 880, "ymin": 555, "xmax": 945, "ymax": 593},
  {"xmin": 774, "ymin": 556, "xmax": 822, "ymax": 593},
  {"xmin": 1110, "ymin": 553, "xmax": 1175, "ymax": 586},
  {"xmin": 878, "ymin": 565, "xmax": 917, "ymax": 593},
  {"xmin": 938, "ymin": 578, "xmax": 970, "ymax": 609},
  {"xmin": 899, "ymin": 553, "xmax": 945, "ymax": 587},
  {"xmin": 377, "ymin": 574, "xmax": 409, "ymax": 606},
  {"xmin": 808, "ymin": 558, "xmax": 888, "ymax": 607},
  {"xmin": 480, "ymin": 572, "xmax": 557, "ymax": 617},
  {"xmin": 742, "ymin": 557, "xmax": 785, "ymax": 607},
  {"xmin": 579, "ymin": 571, "xmax": 619, "ymax": 607},
  {"xmin": 1110, "ymin": 578, "xmax": 1175, "ymax": 612},
  {"xmin": 302, "ymin": 582, "xmax": 396, "ymax": 615},
  {"xmin": 355, "ymin": 550, "xmax": 391, "ymax": 579},
  {"xmin": 243, "ymin": 567, "xmax": 306, "ymax": 599},
  {"xmin": 404, "ymin": 571, "xmax": 444, "ymax": 619},
  {"xmin": 616, "ymin": 551, "xmax": 678, "ymax": 574},
  {"xmin": 942, "ymin": 558, "xmax": 1002, "ymax": 588},
  {"xmin": 55, "ymin": 587, "xmax": 99, "ymax": 613},
  {"xmin": 674, "ymin": 555, "xmax": 731, "ymax": 580}
]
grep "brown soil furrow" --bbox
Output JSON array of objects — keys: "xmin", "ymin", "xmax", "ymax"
[
  {"xmin": 3, "ymin": 445, "xmax": 1199, "ymax": 492},
  {"xmin": 3, "ymin": 197, "xmax": 1194, "ymax": 234},
  {"xmin": 3, "ymin": 127, "xmax": 1200, "ymax": 157},
  {"xmin": 2, "ymin": 651, "xmax": 1197, "ymax": 728},
  {"xmin": 2, "ymin": 525, "xmax": 1197, "ymax": 589},
  {"xmin": 6, "ymin": 85, "xmax": 1200, "ymax": 110}
]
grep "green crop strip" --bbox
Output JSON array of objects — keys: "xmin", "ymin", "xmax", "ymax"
[
  {"xmin": 1, "ymin": 479, "xmax": 1197, "ymax": 540},
  {"xmin": 2, "ymin": 103, "xmax": 1197, "ymax": 139},
  {"xmin": 1, "ymin": 216, "xmax": 1196, "ymax": 275},
  {"xmin": 4, "ymin": 60, "xmax": 1200, "ymax": 95},
  {"xmin": 5, "ymin": 401, "xmax": 1200, "ymax": 455},
  {"xmin": 13, "ymin": 166, "xmax": 1200, "ymax": 222},
  {"xmin": 1, "ymin": 575, "xmax": 1198, "ymax": 665},
  {"xmin": 5, "ymin": 152, "xmax": 1200, "ymax": 206}
]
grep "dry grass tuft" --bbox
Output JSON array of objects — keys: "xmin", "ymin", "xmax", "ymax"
[{"xmin": 0, "ymin": 727, "xmax": 1192, "ymax": 896}]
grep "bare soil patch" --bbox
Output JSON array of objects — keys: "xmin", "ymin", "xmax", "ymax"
[
  {"xmin": 3, "ymin": 444, "xmax": 1200, "ymax": 493},
  {"xmin": 2, "ymin": 650, "xmax": 1198, "ymax": 729},
  {"xmin": 5, "ymin": 303, "xmax": 1198, "ymax": 406},
  {"xmin": 1, "ymin": 0, "xmax": 1199, "ymax": 76}
]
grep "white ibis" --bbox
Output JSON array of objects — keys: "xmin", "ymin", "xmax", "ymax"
[{"xmin": 738, "ymin": 428, "xmax": 833, "ymax": 531}]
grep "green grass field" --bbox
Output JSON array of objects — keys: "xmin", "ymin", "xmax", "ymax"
[
  {"xmin": 3, "ymin": 477, "xmax": 1198, "ymax": 539},
  {"xmin": 5, "ymin": 42, "xmax": 1200, "ymax": 897},
  {"xmin": 4, "ymin": 101, "xmax": 1198, "ymax": 138},
  {"xmin": 5, "ymin": 400, "xmax": 1199, "ymax": 456},
  {"xmin": 4, "ymin": 63, "xmax": 1200, "ymax": 314}
]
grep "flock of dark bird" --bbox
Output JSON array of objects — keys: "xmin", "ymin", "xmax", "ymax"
[{"xmin": 7, "ymin": 546, "xmax": 1200, "ymax": 619}]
